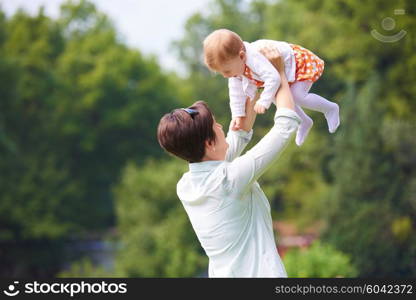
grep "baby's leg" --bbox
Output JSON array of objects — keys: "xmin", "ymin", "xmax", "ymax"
[
  {"xmin": 294, "ymin": 105, "xmax": 313, "ymax": 146},
  {"xmin": 291, "ymin": 81, "xmax": 340, "ymax": 133},
  {"xmin": 289, "ymin": 84, "xmax": 314, "ymax": 146}
]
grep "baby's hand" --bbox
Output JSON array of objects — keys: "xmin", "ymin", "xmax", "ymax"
[
  {"xmin": 231, "ymin": 117, "xmax": 244, "ymax": 131},
  {"xmin": 254, "ymin": 103, "xmax": 266, "ymax": 114}
]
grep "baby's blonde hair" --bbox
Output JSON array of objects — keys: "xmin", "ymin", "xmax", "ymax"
[{"xmin": 203, "ymin": 29, "xmax": 245, "ymax": 71}]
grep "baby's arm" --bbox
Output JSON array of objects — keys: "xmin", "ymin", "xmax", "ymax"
[
  {"xmin": 229, "ymin": 77, "xmax": 248, "ymax": 130},
  {"xmin": 251, "ymin": 51, "xmax": 281, "ymax": 113}
]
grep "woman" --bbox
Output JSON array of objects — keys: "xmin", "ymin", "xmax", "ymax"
[{"xmin": 157, "ymin": 51, "xmax": 300, "ymax": 277}]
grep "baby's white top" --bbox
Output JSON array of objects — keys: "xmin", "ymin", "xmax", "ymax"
[{"xmin": 229, "ymin": 40, "xmax": 296, "ymax": 118}]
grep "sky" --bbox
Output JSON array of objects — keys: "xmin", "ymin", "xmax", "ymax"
[{"xmin": 1, "ymin": 0, "xmax": 212, "ymax": 73}]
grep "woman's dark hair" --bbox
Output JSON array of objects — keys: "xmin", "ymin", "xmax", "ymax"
[{"xmin": 157, "ymin": 101, "xmax": 217, "ymax": 163}]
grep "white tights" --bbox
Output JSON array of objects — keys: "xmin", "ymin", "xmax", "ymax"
[{"xmin": 290, "ymin": 81, "xmax": 340, "ymax": 146}]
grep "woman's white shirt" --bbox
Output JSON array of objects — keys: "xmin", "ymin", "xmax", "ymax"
[{"xmin": 177, "ymin": 108, "xmax": 300, "ymax": 277}]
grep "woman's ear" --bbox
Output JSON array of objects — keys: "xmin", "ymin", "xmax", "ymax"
[
  {"xmin": 205, "ymin": 139, "xmax": 214, "ymax": 149},
  {"xmin": 204, "ymin": 139, "xmax": 215, "ymax": 159}
]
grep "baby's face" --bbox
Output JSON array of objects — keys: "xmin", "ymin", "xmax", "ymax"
[{"xmin": 218, "ymin": 52, "xmax": 246, "ymax": 78}]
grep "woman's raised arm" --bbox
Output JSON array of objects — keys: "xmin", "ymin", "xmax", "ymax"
[
  {"xmin": 225, "ymin": 56, "xmax": 299, "ymax": 196},
  {"xmin": 238, "ymin": 46, "xmax": 295, "ymax": 133},
  {"xmin": 258, "ymin": 44, "xmax": 295, "ymax": 110}
]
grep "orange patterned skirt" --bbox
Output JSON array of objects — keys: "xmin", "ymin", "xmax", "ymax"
[{"xmin": 290, "ymin": 44, "xmax": 324, "ymax": 83}]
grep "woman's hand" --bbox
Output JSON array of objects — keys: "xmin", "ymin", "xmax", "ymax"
[
  {"xmin": 232, "ymin": 93, "xmax": 260, "ymax": 132},
  {"xmin": 253, "ymin": 102, "xmax": 266, "ymax": 114},
  {"xmin": 258, "ymin": 44, "xmax": 284, "ymax": 73},
  {"xmin": 258, "ymin": 42, "xmax": 294, "ymax": 111},
  {"xmin": 231, "ymin": 117, "xmax": 244, "ymax": 131}
]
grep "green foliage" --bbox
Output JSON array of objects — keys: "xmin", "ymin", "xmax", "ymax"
[
  {"xmin": 323, "ymin": 75, "xmax": 416, "ymax": 276},
  {"xmin": 0, "ymin": 0, "xmax": 186, "ymax": 276},
  {"xmin": 1, "ymin": 0, "xmax": 415, "ymax": 278},
  {"xmin": 175, "ymin": 0, "xmax": 416, "ymax": 277},
  {"xmin": 113, "ymin": 159, "xmax": 207, "ymax": 277},
  {"xmin": 58, "ymin": 257, "xmax": 112, "ymax": 278},
  {"xmin": 265, "ymin": 0, "xmax": 416, "ymax": 116},
  {"xmin": 283, "ymin": 241, "xmax": 358, "ymax": 278},
  {"xmin": 172, "ymin": 0, "xmax": 271, "ymax": 126},
  {"xmin": 260, "ymin": 129, "xmax": 331, "ymax": 227},
  {"xmin": 0, "ymin": 0, "xmax": 182, "ymax": 239}
]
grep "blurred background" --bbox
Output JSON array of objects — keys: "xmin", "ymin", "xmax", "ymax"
[{"xmin": 0, "ymin": 0, "xmax": 415, "ymax": 278}]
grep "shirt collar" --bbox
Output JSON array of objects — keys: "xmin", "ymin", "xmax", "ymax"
[{"xmin": 189, "ymin": 160, "xmax": 223, "ymax": 172}]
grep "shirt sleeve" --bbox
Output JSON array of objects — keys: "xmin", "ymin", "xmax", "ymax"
[
  {"xmin": 225, "ymin": 129, "xmax": 253, "ymax": 162},
  {"xmin": 228, "ymin": 77, "xmax": 247, "ymax": 118},
  {"xmin": 224, "ymin": 108, "xmax": 301, "ymax": 196},
  {"xmin": 251, "ymin": 53, "xmax": 281, "ymax": 110}
]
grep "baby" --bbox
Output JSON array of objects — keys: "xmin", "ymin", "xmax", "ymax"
[{"xmin": 203, "ymin": 29, "xmax": 340, "ymax": 146}]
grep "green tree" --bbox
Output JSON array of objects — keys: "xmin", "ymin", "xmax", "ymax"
[
  {"xmin": 114, "ymin": 160, "xmax": 207, "ymax": 277},
  {"xmin": 58, "ymin": 257, "xmax": 112, "ymax": 278},
  {"xmin": 283, "ymin": 241, "xmax": 358, "ymax": 278},
  {"xmin": 0, "ymin": 0, "xmax": 186, "ymax": 276},
  {"xmin": 323, "ymin": 75, "xmax": 416, "ymax": 276},
  {"xmin": 52, "ymin": 0, "xmax": 184, "ymax": 229},
  {"xmin": 173, "ymin": 0, "xmax": 271, "ymax": 126},
  {"xmin": 0, "ymin": 0, "xmax": 183, "ymax": 237},
  {"xmin": 0, "ymin": 4, "xmax": 81, "ymax": 242},
  {"xmin": 265, "ymin": 0, "xmax": 416, "ymax": 115},
  {"xmin": 175, "ymin": 0, "xmax": 416, "ymax": 277}
]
